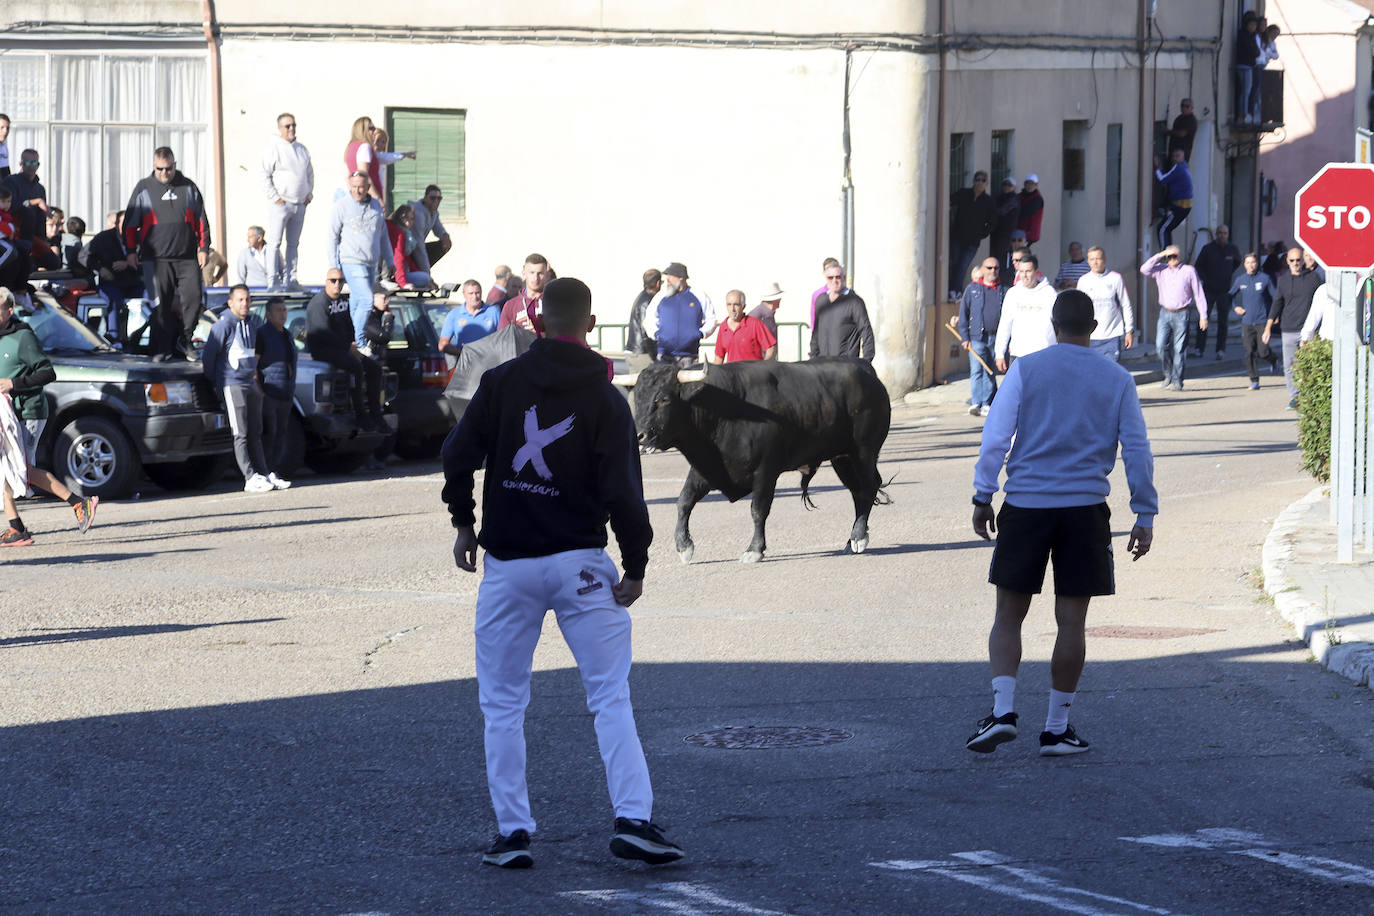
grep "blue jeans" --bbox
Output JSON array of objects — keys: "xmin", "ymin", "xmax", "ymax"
[
  {"xmin": 950, "ymin": 243, "xmax": 979, "ymax": 295},
  {"xmin": 341, "ymin": 262, "xmax": 376, "ymax": 348},
  {"xmin": 1089, "ymin": 336, "xmax": 1122, "ymax": 362},
  {"xmin": 1281, "ymin": 331, "xmax": 1301, "ymax": 399},
  {"xmin": 1157, "ymin": 309, "xmax": 1190, "ymax": 387},
  {"xmin": 968, "ymin": 340, "xmax": 997, "ymax": 406}
]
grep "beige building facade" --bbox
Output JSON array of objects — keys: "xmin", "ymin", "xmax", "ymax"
[{"xmin": 0, "ymin": 0, "xmax": 1260, "ymax": 395}]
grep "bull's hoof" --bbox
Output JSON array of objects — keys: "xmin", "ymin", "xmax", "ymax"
[
  {"xmin": 740, "ymin": 550, "xmax": 763, "ymax": 564},
  {"xmin": 678, "ymin": 546, "xmax": 695, "ymax": 564},
  {"xmin": 848, "ymin": 537, "xmax": 869, "ymax": 554}
]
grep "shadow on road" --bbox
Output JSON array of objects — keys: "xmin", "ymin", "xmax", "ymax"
[{"xmin": 0, "ymin": 617, "xmax": 287, "ymax": 648}]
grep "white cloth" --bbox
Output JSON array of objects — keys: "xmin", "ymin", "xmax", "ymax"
[
  {"xmin": 994, "ymin": 281, "xmax": 1058, "ymax": 360},
  {"xmin": 475, "ymin": 547, "xmax": 653, "ymax": 836},
  {"xmin": 1300, "ymin": 283, "xmax": 1336, "ymax": 343},
  {"xmin": 257, "ymin": 136, "xmax": 314, "ymax": 204},
  {"xmin": 0, "ymin": 394, "xmax": 28, "ymax": 497},
  {"xmin": 1077, "ymin": 270, "xmax": 1134, "ymax": 341}
]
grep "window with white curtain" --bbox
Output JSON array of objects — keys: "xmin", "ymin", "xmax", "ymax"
[{"xmin": 0, "ymin": 51, "xmax": 209, "ymax": 229}]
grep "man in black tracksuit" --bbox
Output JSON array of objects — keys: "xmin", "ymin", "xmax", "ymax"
[
  {"xmin": 123, "ymin": 147, "xmax": 210, "ymax": 358},
  {"xmin": 305, "ymin": 267, "xmax": 384, "ymax": 431},
  {"xmin": 810, "ymin": 263, "xmax": 876, "ymax": 361},
  {"xmin": 441, "ymin": 276, "xmax": 682, "ymax": 870}
]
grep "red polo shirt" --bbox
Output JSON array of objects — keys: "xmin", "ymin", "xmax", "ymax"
[{"xmin": 714, "ymin": 315, "xmax": 777, "ymax": 362}]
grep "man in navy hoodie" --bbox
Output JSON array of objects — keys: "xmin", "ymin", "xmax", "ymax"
[
  {"xmin": 967, "ymin": 289, "xmax": 1157, "ymax": 758},
  {"xmin": 442, "ymin": 276, "xmax": 683, "ymax": 870},
  {"xmin": 255, "ymin": 296, "xmax": 297, "ymax": 488},
  {"xmin": 202, "ymin": 285, "xmax": 273, "ymax": 492},
  {"xmin": 958, "ymin": 257, "xmax": 1004, "ymax": 416}
]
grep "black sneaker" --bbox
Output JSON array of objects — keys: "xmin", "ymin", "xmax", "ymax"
[
  {"xmin": 482, "ymin": 829, "xmax": 533, "ymax": 868},
  {"xmin": 610, "ymin": 818, "xmax": 684, "ymax": 865},
  {"xmin": 966, "ymin": 711, "xmax": 1018, "ymax": 753},
  {"xmin": 1039, "ymin": 724, "xmax": 1091, "ymax": 757}
]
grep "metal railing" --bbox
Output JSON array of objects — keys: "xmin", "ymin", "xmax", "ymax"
[{"xmin": 589, "ymin": 321, "xmax": 811, "ymax": 364}]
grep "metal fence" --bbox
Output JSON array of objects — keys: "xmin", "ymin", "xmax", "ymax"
[
  {"xmin": 1330, "ymin": 270, "xmax": 1373, "ymax": 561},
  {"xmin": 590, "ymin": 321, "xmax": 813, "ymax": 363}
]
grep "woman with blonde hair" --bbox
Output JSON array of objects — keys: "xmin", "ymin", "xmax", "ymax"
[{"xmin": 343, "ymin": 115, "xmax": 384, "ymax": 206}]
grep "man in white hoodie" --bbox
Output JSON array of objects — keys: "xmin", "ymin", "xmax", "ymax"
[
  {"xmin": 257, "ymin": 113, "xmax": 314, "ymax": 290},
  {"xmin": 993, "ymin": 253, "xmax": 1057, "ymax": 373},
  {"xmin": 967, "ymin": 289, "xmax": 1156, "ymax": 758}
]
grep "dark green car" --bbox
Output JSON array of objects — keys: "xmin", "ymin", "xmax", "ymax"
[{"xmin": 17, "ymin": 290, "xmax": 232, "ymax": 498}]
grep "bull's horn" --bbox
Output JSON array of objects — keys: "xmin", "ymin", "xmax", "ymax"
[
  {"xmin": 611, "ymin": 372, "xmax": 640, "ymax": 387},
  {"xmin": 677, "ymin": 369, "xmax": 707, "ymax": 383}
]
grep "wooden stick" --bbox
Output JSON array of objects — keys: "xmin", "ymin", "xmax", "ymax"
[{"xmin": 945, "ymin": 317, "xmax": 995, "ymax": 375}]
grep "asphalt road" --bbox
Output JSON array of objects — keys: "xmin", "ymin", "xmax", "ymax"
[{"xmin": 2, "ymin": 370, "xmax": 1372, "ymax": 915}]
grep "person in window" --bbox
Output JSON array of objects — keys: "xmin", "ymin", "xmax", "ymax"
[{"xmin": 1235, "ymin": 13, "xmax": 1263, "ymax": 124}]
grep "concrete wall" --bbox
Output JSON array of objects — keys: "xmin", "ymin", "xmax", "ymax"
[{"xmin": 1260, "ymin": 0, "xmax": 1370, "ymax": 251}]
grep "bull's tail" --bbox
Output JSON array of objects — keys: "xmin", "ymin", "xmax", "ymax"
[
  {"xmin": 872, "ymin": 471, "xmax": 895, "ymax": 506},
  {"xmin": 799, "ymin": 467, "xmax": 819, "ymax": 510}
]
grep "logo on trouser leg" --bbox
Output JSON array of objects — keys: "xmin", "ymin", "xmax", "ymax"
[{"xmin": 576, "ymin": 569, "xmax": 603, "ymax": 595}]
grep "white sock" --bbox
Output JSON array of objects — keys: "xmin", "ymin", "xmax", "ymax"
[
  {"xmin": 1045, "ymin": 689, "xmax": 1075, "ymax": 734},
  {"xmin": 992, "ymin": 676, "xmax": 1016, "ymax": 717}
]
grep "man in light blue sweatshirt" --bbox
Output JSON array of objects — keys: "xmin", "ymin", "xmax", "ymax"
[
  {"xmin": 328, "ymin": 171, "xmax": 386, "ymax": 349},
  {"xmin": 966, "ymin": 289, "xmax": 1157, "ymax": 758}
]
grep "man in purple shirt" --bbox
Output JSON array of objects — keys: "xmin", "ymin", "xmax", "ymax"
[{"xmin": 1140, "ymin": 245, "xmax": 1208, "ymax": 391}]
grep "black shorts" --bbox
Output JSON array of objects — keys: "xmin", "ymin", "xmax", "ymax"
[{"xmin": 988, "ymin": 502, "xmax": 1115, "ymax": 597}]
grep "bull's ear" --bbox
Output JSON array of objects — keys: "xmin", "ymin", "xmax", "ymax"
[{"xmin": 676, "ymin": 369, "xmax": 707, "ymax": 384}]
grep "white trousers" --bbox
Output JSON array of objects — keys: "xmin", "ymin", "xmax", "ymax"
[
  {"xmin": 475, "ymin": 548, "xmax": 652, "ymax": 836},
  {"xmin": 265, "ymin": 200, "xmax": 307, "ymax": 287}
]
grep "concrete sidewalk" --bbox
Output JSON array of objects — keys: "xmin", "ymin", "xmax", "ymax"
[{"xmin": 1263, "ymin": 488, "xmax": 1374, "ymax": 694}]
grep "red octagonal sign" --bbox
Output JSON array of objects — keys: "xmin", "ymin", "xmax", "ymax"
[{"xmin": 1295, "ymin": 163, "xmax": 1374, "ymax": 272}]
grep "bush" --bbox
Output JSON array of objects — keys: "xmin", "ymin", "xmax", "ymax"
[{"xmin": 1292, "ymin": 338, "xmax": 1332, "ymax": 482}]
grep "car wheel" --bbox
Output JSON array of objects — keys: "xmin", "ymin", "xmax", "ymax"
[
  {"xmin": 54, "ymin": 415, "xmax": 141, "ymax": 499},
  {"xmin": 304, "ymin": 450, "xmax": 369, "ymax": 475},
  {"xmin": 144, "ymin": 454, "xmax": 234, "ymax": 491}
]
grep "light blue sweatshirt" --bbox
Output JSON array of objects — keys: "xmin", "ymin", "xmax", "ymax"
[
  {"xmin": 974, "ymin": 342, "xmax": 1158, "ymax": 527},
  {"xmin": 327, "ymin": 194, "xmax": 385, "ymax": 268}
]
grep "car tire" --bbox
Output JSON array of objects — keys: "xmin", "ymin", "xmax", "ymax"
[
  {"xmin": 53, "ymin": 415, "xmax": 141, "ymax": 499},
  {"xmin": 144, "ymin": 454, "xmax": 235, "ymax": 491},
  {"xmin": 304, "ymin": 450, "xmax": 369, "ymax": 475}
]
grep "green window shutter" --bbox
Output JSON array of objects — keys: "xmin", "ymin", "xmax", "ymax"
[{"xmin": 386, "ymin": 108, "xmax": 466, "ymax": 219}]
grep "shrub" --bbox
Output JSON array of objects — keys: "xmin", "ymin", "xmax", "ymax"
[{"xmin": 1292, "ymin": 338, "xmax": 1332, "ymax": 481}]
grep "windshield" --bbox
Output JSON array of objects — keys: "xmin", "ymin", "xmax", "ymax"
[
  {"xmin": 249, "ymin": 302, "xmax": 310, "ymax": 351},
  {"xmin": 19, "ymin": 296, "xmax": 113, "ymax": 353},
  {"xmin": 424, "ymin": 303, "xmax": 449, "ymax": 337}
]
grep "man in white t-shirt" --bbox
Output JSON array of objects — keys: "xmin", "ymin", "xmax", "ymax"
[
  {"xmin": 1076, "ymin": 245, "xmax": 1134, "ymax": 362},
  {"xmin": 994, "ymin": 253, "xmax": 1057, "ymax": 373}
]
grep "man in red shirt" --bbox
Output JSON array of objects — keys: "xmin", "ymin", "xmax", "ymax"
[
  {"xmin": 712, "ymin": 290, "xmax": 777, "ymax": 363},
  {"xmin": 498, "ymin": 253, "xmax": 549, "ymax": 330}
]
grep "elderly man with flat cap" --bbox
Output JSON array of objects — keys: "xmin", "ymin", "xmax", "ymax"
[
  {"xmin": 748, "ymin": 282, "xmax": 784, "ymax": 348},
  {"xmin": 647, "ymin": 261, "xmax": 715, "ymax": 369}
]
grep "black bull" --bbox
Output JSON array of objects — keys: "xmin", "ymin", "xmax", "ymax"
[{"xmin": 629, "ymin": 359, "xmax": 891, "ymax": 563}]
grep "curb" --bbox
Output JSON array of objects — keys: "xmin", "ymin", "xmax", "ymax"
[{"xmin": 1261, "ymin": 487, "xmax": 1374, "ymax": 694}]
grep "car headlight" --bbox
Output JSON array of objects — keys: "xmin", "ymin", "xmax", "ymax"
[
  {"xmin": 145, "ymin": 381, "xmax": 194, "ymax": 406},
  {"xmin": 315, "ymin": 376, "xmax": 333, "ymax": 401}
]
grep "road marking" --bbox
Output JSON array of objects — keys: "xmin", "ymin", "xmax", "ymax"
[
  {"xmin": 1121, "ymin": 828, "xmax": 1374, "ymax": 888},
  {"xmin": 873, "ymin": 851, "xmax": 1187, "ymax": 916},
  {"xmin": 561, "ymin": 882, "xmax": 790, "ymax": 914}
]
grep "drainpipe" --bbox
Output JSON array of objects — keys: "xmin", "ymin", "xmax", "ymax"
[
  {"xmin": 1135, "ymin": 0, "xmax": 1150, "ymax": 339},
  {"xmin": 202, "ymin": 0, "xmax": 227, "ymax": 253},
  {"xmin": 932, "ymin": 0, "xmax": 948, "ymax": 385},
  {"xmin": 841, "ymin": 48, "xmax": 854, "ymax": 280}
]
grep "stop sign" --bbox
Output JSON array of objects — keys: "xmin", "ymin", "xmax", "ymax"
[{"xmin": 1294, "ymin": 163, "xmax": 1374, "ymax": 272}]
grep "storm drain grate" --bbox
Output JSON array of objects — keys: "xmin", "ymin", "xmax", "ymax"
[
  {"xmin": 683, "ymin": 726, "xmax": 853, "ymax": 749},
  {"xmin": 1084, "ymin": 625, "xmax": 1222, "ymax": 639}
]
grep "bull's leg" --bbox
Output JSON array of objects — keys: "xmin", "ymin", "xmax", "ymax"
[
  {"xmin": 675, "ymin": 468, "xmax": 712, "ymax": 564},
  {"xmin": 830, "ymin": 455, "xmax": 878, "ymax": 554},
  {"xmin": 742, "ymin": 468, "xmax": 780, "ymax": 564}
]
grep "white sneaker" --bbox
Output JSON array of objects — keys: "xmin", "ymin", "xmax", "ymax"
[
  {"xmin": 1216, "ymin": 350, "xmax": 1226, "ymax": 359},
  {"xmin": 979, "ymin": 405, "xmax": 990, "ymax": 417},
  {"xmin": 358, "ymin": 344, "xmax": 373, "ymax": 358},
  {"xmin": 267, "ymin": 472, "xmax": 292, "ymax": 490},
  {"xmin": 244, "ymin": 474, "xmax": 274, "ymax": 493}
]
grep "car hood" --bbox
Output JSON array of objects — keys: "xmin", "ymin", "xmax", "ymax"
[{"xmin": 46, "ymin": 351, "xmax": 212, "ymax": 384}]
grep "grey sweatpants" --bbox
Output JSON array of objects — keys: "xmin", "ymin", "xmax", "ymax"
[{"xmin": 224, "ymin": 385, "xmax": 269, "ymax": 480}]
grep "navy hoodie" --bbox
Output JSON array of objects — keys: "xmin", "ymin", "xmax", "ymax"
[
  {"xmin": 256, "ymin": 324, "xmax": 298, "ymax": 402},
  {"xmin": 202, "ymin": 312, "xmax": 263, "ymax": 392},
  {"xmin": 441, "ymin": 338, "xmax": 652, "ymax": 579}
]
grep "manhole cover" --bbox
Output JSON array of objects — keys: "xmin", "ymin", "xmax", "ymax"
[
  {"xmin": 1083, "ymin": 625, "xmax": 1222, "ymax": 639},
  {"xmin": 683, "ymin": 726, "xmax": 853, "ymax": 749}
]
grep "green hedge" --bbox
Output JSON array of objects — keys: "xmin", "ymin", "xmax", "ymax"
[{"xmin": 1292, "ymin": 338, "xmax": 1332, "ymax": 482}]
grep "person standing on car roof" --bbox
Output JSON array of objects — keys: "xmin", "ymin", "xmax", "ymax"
[
  {"xmin": 255, "ymin": 296, "xmax": 296, "ymax": 489},
  {"xmin": 202, "ymin": 284, "xmax": 276, "ymax": 493},
  {"xmin": 123, "ymin": 147, "xmax": 211, "ymax": 360},
  {"xmin": 0, "ymin": 287, "xmax": 99, "ymax": 546},
  {"xmin": 306, "ymin": 268, "xmax": 386, "ymax": 433}
]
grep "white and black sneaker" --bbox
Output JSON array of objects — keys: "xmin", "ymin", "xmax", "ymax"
[
  {"xmin": 966, "ymin": 711, "xmax": 1018, "ymax": 753},
  {"xmin": 610, "ymin": 818, "xmax": 684, "ymax": 865},
  {"xmin": 482, "ymin": 829, "xmax": 533, "ymax": 868},
  {"xmin": 1039, "ymin": 724, "xmax": 1091, "ymax": 757}
]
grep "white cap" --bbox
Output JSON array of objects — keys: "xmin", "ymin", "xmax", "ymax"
[{"xmin": 1025, "ymin": 173, "xmax": 1040, "ymax": 184}]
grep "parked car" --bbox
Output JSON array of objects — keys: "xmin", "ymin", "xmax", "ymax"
[
  {"xmin": 16, "ymin": 289, "xmax": 233, "ymax": 498},
  {"xmin": 380, "ymin": 289, "xmax": 453, "ymax": 459}
]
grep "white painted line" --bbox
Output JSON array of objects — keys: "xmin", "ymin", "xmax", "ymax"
[
  {"xmin": 873, "ymin": 855, "xmax": 1188, "ymax": 916},
  {"xmin": 561, "ymin": 883, "xmax": 791, "ymax": 915},
  {"xmin": 1121, "ymin": 829, "xmax": 1374, "ymax": 889}
]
